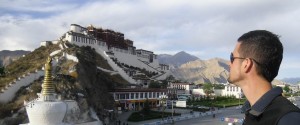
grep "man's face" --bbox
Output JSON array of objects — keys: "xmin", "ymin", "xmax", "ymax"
[{"xmin": 228, "ymin": 42, "xmax": 243, "ymax": 85}]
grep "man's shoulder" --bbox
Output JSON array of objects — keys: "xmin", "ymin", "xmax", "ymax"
[
  {"xmin": 268, "ymin": 96, "xmax": 300, "ymax": 124},
  {"xmin": 272, "ymin": 96, "xmax": 298, "ymax": 107},
  {"xmin": 270, "ymin": 96, "xmax": 300, "ymax": 112},
  {"xmin": 277, "ymin": 112, "xmax": 300, "ymax": 125}
]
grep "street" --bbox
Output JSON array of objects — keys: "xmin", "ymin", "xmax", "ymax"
[
  {"xmin": 174, "ymin": 96, "xmax": 300, "ymax": 125},
  {"xmin": 118, "ymin": 96, "xmax": 300, "ymax": 125},
  {"xmin": 174, "ymin": 107, "xmax": 244, "ymax": 125}
]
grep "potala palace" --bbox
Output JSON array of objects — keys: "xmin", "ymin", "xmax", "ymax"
[{"xmin": 57, "ymin": 24, "xmax": 171, "ymax": 85}]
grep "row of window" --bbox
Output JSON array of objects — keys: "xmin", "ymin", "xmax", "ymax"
[
  {"xmin": 72, "ymin": 35, "xmax": 96, "ymax": 44},
  {"xmin": 226, "ymin": 86, "xmax": 241, "ymax": 92},
  {"xmin": 171, "ymin": 85, "xmax": 190, "ymax": 90},
  {"xmin": 113, "ymin": 92, "xmax": 166, "ymax": 100},
  {"xmin": 71, "ymin": 35, "xmax": 109, "ymax": 47},
  {"xmin": 136, "ymin": 50, "xmax": 153, "ymax": 55},
  {"xmin": 137, "ymin": 54, "xmax": 150, "ymax": 59},
  {"xmin": 160, "ymin": 66, "xmax": 169, "ymax": 70}
]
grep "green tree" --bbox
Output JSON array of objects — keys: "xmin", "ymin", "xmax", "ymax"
[
  {"xmin": 149, "ymin": 80, "xmax": 168, "ymax": 88},
  {"xmin": 0, "ymin": 66, "xmax": 5, "ymax": 76},
  {"xmin": 213, "ymin": 84, "xmax": 225, "ymax": 89},
  {"xmin": 148, "ymin": 81, "xmax": 161, "ymax": 88},
  {"xmin": 160, "ymin": 80, "xmax": 168, "ymax": 88},
  {"xmin": 142, "ymin": 98, "xmax": 150, "ymax": 115},
  {"xmin": 203, "ymin": 83, "xmax": 214, "ymax": 97},
  {"xmin": 187, "ymin": 97, "xmax": 192, "ymax": 104},
  {"xmin": 165, "ymin": 75, "xmax": 175, "ymax": 82},
  {"xmin": 283, "ymin": 85, "xmax": 290, "ymax": 93}
]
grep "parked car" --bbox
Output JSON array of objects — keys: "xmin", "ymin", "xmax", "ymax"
[{"xmin": 197, "ymin": 106, "xmax": 209, "ymax": 109}]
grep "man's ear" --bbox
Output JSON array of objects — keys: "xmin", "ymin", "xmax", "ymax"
[{"xmin": 243, "ymin": 58, "xmax": 253, "ymax": 73}]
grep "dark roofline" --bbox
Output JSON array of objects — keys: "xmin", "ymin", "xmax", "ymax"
[
  {"xmin": 109, "ymin": 88, "xmax": 167, "ymax": 92},
  {"xmin": 71, "ymin": 24, "xmax": 81, "ymax": 27},
  {"xmin": 171, "ymin": 83, "xmax": 194, "ymax": 85},
  {"xmin": 136, "ymin": 49, "xmax": 153, "ymax": 53},
  {"xmin": 70, "ymin": 24, "xmax": 87, "ymax": 30}
]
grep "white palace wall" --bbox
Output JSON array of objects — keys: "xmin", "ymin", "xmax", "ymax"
[
  {"xmin": 0, "ymin": 58, "xmax": 60, "ymax": 103},
  {"xmin": 113, "ymin": 50, "xmax": 159, "ymax": 73},
  {"xmin": 154, "ymin": 70, "xmax": 171, "ymax": 80},
  {"xmin": 0, "ymin": 70, "xmax": 44, "ymax": 103},
  {"xmin": 97, "ymin": 49, "xmax": 136, "ymax": 84}
]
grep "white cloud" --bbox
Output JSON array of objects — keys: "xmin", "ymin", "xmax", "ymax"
[
  {"xmin": 0, "ymin": 0, "xmax": 300, "ymax": 78},
  {"xmin": 0, "ymin": 0, "xmax": 79, "ymax": 13}
]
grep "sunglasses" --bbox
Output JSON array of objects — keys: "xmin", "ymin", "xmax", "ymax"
[
  {"xmin": 230, "ymin": 52, "xmax": 260, "ymax": 65},
  {"xmin": 230, "ymin": 53, "xmax": 246, "ymax": 63}
]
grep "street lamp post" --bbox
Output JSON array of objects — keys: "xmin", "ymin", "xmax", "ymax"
[
  {"xmin": 239, "ymin": 94, "xmax": 240, "ymax": 106},
  {"xmin": 171, "ymin": 99, "xmax": 174, "ymax": 124},
  {"xmin": 238, "ymin": 92, "xmax": 242, "ymax": 108},
  {"xmin": 171, "ymin": 100, "xmax": 173, "ymax": 117},
  {"xmin": 160, "ymin": 95, "xmax": 167, "ymax": 122}
]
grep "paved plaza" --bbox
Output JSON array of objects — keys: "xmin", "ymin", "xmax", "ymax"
[
  {"xmin": 116, "ymin": 107, "xmax": 243, "ymax": 125},
  {"xmin": 116, "ymin": 97, "xmax": 300, "ymax": 125}
]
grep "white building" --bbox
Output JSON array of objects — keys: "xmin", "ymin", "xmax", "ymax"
[
  {"xmin": 169, "ymin": 83, "xmax": 195, "ymax": 93},
  {"xmin": 289, "ymin": 85, "xmax": 299, "ymax": 93},
  {"xmin": 167, "ymin": 83, "xmax": 196, "ymax": 99},
  {"xmin": 214, "ymin": 84, "xmax": 243, "ymax": 98},
  {"xmin": 110, "ymin": 88, "xmax": 167, "ymax": 111},
  {"xmin": 132, "ymin": 73, "xmax": 151, "ymax": 88},
  {"xmin": 191, "ymin": 89, "xmax": 206, "ymax": 96}
]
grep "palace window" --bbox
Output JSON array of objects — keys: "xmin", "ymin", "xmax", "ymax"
[
  {"xmin": 131, "ymin": 93, "xmax": 134, "ymax": 99},
  {"xmin": 115, "ymin": 94, "xmax": 119, "ymax": 100},
  {"xmin": 149, "ymin": 92, "xmax": 152, "ymax": 98},
  {"xmin": 120, "ymin": 94, "xmax": 125, "ymax": 99},
  {"xmin": 126, "ymin": 93, "xmax": 129, "ymax": 99},
  {"xmin": 140, "ymin": 93, "xmax": 144, "ymax": 99}
]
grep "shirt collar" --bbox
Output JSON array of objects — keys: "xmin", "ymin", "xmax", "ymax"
[{"xmin": 243, "ymin": 87, "xmax": 283, "ymax": 116}]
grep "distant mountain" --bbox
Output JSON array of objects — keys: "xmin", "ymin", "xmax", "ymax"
[
  {"xmin": 171, "ymin": 58, "xmax": 229, "ymax": 84},
  {"xmin": 0, "ymin": 50, "xmax": 30, "ymax": 66},
  {"xmin": 158, "ymin": 51, "xmax": 199, "ymax": 67},
  {"xmin": 281, "ymin": 77, "xmax": 300, "ymax": 84},
  {"xmin": 158, "ymin": 51, "xmax": 230, "ymax": 84}
]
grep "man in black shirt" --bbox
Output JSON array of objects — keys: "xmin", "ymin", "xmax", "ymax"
[{"xmin": 228, "ymin": 30, "xmax": 300, "ymax": 125}]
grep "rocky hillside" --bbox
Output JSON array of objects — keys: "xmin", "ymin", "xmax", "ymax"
[
  {"xmin": 0, "ymin": 50, "xmax": 30, "ymax": 67},
  {"xmin": 171, "ymin": 58, "xmax": 229, "ymax": 84},
  {"xmin": 0, "ymin": 42, "xmax": 128, "ymax": 124}
]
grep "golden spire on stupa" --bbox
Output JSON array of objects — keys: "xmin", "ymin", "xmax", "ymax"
[{"xmin": 42, "ymin": 56, "xmax": 55, "ymax": 96}]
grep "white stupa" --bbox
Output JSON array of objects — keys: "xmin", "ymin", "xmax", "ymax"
[
  {"xmin": 22, "ymin": 57, "xmax": 67, "ymax": 125},
  {"xmin": 21, "ymin": 57, "xmax": 103, "ymax": 125}
]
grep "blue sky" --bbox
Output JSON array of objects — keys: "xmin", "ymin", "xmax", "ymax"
[{"xmin": 1, "ymin": 0, "xmax": 300, "ymax": 79}]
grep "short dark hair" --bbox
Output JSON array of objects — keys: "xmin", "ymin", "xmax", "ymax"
[{"xmin": 237, "ymin": 30, "xmax": 283, "ymax": 82}]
